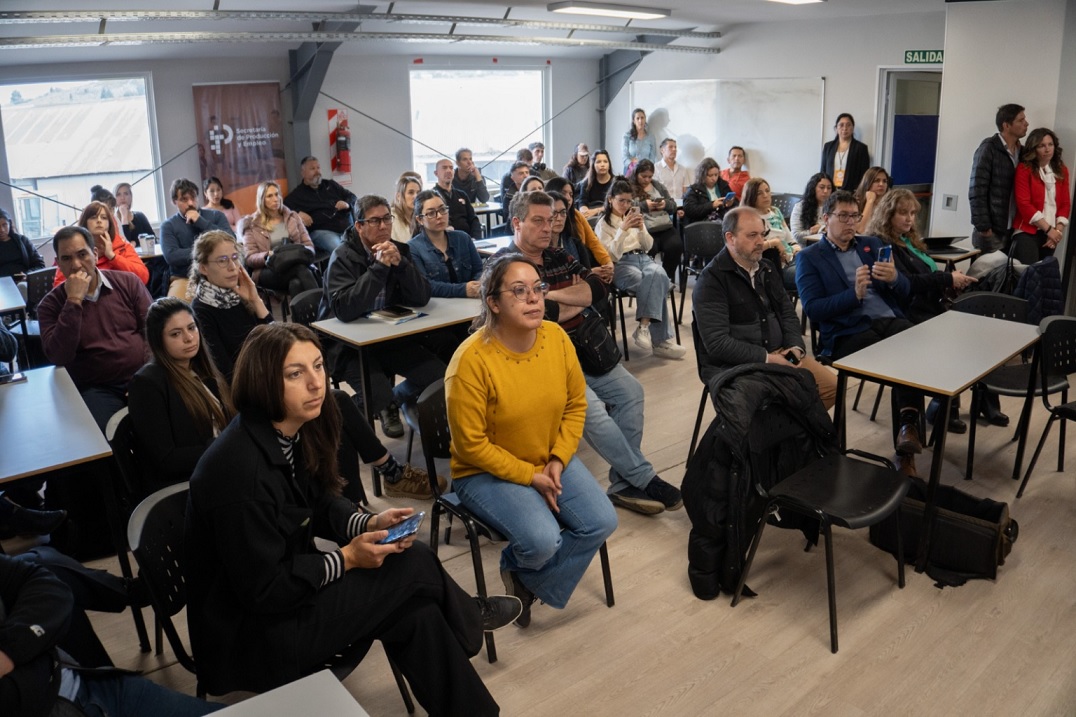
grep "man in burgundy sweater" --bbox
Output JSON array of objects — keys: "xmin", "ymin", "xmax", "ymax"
[{"xmin": 38, "ymin": 226, "xmax": 152, "ymax": 431}]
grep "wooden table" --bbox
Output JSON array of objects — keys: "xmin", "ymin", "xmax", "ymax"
[
  {"xmin": 474, "ymin": 201, "xmax": 503, "ymax": 236},
  {"xmin": 0, "ymin": 276, "xmax": 29, "ymax": 370},
  {"xmin": 474, "ymin": 235, "xmax": 514, "ymax": 257},
  {"xmin": 0, "ymin": 366, "xmax": 112, "ymax": 484},
  {"xmin": 831, "ymin": 311, "xmax": 1040, "ymax": 571},
  {"xmin": 212, "ymin": 670, "xmax": 370, "ymax": 716}
]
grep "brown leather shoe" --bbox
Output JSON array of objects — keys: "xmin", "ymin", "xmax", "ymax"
[
  {"xmin": 896, "ymin": 423, "xmax": 923, "ymax": 455},
  {"xmin": 893, "ymin": 452, "xmax": 918, "ymax": 477}
]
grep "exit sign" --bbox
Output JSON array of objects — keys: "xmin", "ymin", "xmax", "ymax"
[{"xmin": 905, "ymin": 50, "xmax": 943, "ymax": 64}]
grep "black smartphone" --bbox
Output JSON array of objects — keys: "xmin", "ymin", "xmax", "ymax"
[
  {"xmin": 377, "ymin": 511, "xmax": 425, "ymax": 544},
  {"xmin": 783, "ymin": 351, "xmax": 800, "ymax": 366},
  {"xmin": 0, "ymin": 372, "xmax": 27, "ymax": 386}
]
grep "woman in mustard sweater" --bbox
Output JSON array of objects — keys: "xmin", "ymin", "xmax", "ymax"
[{"xmin": 446, "ymin": 255, "xmax": 618, "ymax": 628}]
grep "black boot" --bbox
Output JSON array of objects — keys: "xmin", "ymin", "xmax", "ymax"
[{"xmin": 979, "ymin": 392, "xmax": 1009, "ymax": 427}]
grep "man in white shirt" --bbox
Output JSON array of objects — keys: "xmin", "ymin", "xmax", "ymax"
[{"xmin": 654, "ymin": 139, "xmax": 690, "ymax": 203}]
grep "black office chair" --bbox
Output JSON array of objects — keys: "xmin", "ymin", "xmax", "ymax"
[
  {"xmin": 677, "ymin": 222, "xmax": 725, "ymax": 325},
  {"xmin": 610, "ymin": 284, "xmax": 680, "ymax": 361},
  {"xmin": 1016, "ymin": 316, "xmax": 1076, "ymax": 498},
  {"xmin": 288, "ymin": 288, "xmax": 323, "ymax": 326},
  {"xmin": 730, "ymin": 405, "xmax": 910, "ymax": 654},
  {"xmin": 20, "ymin": 266, "xmax": 57, "ymax": 367},
  {"xmin": 415, "ymin": 379, "xmax": 614, "ymax": 664},
  {"xmin": 770, "ymin": 193, "xmax": 802, "ymax": 222},
  {"xmin": 950, "ymin": 293, "xmax": 1068, "ymax": 482},
  {"xmin": 128, "ymin": 483, "xmax": 413, "ymax": 711}
]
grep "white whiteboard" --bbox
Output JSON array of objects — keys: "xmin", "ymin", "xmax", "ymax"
[{"xmin": 632, "ymin": 78, "xmax": 825, "ymax": 195}]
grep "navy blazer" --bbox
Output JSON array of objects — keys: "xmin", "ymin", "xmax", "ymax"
[{"xmin": 795, "ymin": 234, "xmax": 910, "ymax": 356}]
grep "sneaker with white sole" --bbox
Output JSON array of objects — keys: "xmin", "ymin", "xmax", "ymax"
[
  {"xmin": 652, "ymin": 340, "xmax": 686, "ymax": 360},
  {"xmin": 383, "ymin": 465, "xmax": 438, "ymax": 499},
  {"xmin": 632, "ymin": 325, "xmax": 653, "ymax": 350}
]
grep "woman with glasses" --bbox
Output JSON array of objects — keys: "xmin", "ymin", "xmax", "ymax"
[
  {"xmin": 409, "ymin": 190, "xmax": 483, "ymax": 298},
  {"xmin": 1011, "ymin": 127, "xmax": 1070, "ymax": 264},
  {"xmin": 789, "ymin": 173, "xmax": 833, "ymax": 245},
  {"xmin": 562, "ymin": 142, "xmax": 591, "ymax": 186},
  {"xmin": 576, "ymin": 149, "xmax": 615, "ymax": 219},
  {"xmin": 391, "ymin": 172, "xmax": 422, "ymax": 244},
  {"xmin": 628, "ymin": 159, "xmax": 681, "ymax": 280},
  {"xmin": 241, "ymin": 180, "xmax": 318, "ymax": 299},
  {"xmin": 682, "ymin": 157, "xmax": 736, "ymax": 225},
  {"xmin": 742, "ymin": 177, "xmax": 799, "ymax": 289},
  {"xmin": 128, "ymin": 297, "xmax": 234, "ymax": 491},
  {"xmin": 821, "ymin": 112, "xmax": 870, "ymax": 192},
  {"xmin": 544, "ymin": 178, "xmax": 615, "ymax": 283},
  {"xmin": 854, "ymin": 166, "xmax": 891, "ymax": 234},
  {"xmin": 597, "ymin": 179, "xmax": 686, "ymax": 360},
  {"xmin": 446, "ymin": 254, "xmax": 618, "ymax": 628}
]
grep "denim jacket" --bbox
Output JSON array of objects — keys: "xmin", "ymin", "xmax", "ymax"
[{"xmin": 408, "ymin": 230, "xmax": 484, "ymax": 298}]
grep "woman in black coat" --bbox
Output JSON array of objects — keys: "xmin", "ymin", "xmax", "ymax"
[
  {"xmin": 682, "ymin": 157, "xmax": 736, "ymax": 224},
  {"xmin": 820, "ymin": 112, "xmax": 871, "ymax": 192},
  {"xmin": 184, "ymin": 323, "xmax": 519, "ymax": 711}
]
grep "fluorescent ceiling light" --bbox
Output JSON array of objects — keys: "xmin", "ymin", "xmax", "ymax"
[
  {"xmin": 547, "ymin": 2, "xmax": 671, "ymax": 21},
  {"xmin": 765, "ymin": 0, "xmax": 826, "ymax": 5}
]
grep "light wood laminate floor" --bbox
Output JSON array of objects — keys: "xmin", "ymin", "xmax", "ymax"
[{"xmin": 19, "ymin": 293, "xmax": 1076, "ymax": 716}]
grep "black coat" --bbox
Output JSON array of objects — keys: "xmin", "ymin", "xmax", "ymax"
[
  {"xmin": 432, "ymin": 183, "xmax": 482, "ymax": 239},
  {"xmin": 0, "ymin": 230, "xmax": 46, "ymax": 277},
  {"xmin": 969, "ymin": 134, "xmax": 1020, "ymax": 237},
  {"xmin": 891, "ymin": 243, "xmax": 953, "ymax": 324},
  {"xmin": 821, "ymin": 137, "xmax": 871, "ymax": 192},
  {"xmin": 682, "ymin": 180, "xmax": 734, "ymax": 224}
]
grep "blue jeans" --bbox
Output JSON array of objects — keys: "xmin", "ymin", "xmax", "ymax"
[
  {"xmin": 308, "ymin": 229, "xmax": 342, "ymax": 254},
  {"xmin": 583, "ymin": 365, "xmax": 655, "ymax": 494},
  {"xmin": 77, "ymin": 674, "xmax": 224, "ymax": 716},
  {"xmin": 452, "ymin": 456, "xmax": 617, "ymax": 609},
  {"xmin": 614, "ymin": 252, "xmax": 673, "ymax": 343}
]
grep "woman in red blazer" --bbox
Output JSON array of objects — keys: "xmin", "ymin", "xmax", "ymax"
[{"xmin": 1011, "ymin": 127, "xmax": 1070, "ymax": 265}]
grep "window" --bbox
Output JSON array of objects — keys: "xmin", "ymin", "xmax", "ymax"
[
  {"xmin": 0, "ymin": 77, "xmax": 161, "ymax": 239},
  {"xmin": 409, "ymin": 68, "xmax": 547, "ymax": 189}
]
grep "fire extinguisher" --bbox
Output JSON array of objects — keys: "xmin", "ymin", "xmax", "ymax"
[{"xmin": 336, "ymin": 118, "xmax": 351, "ymax": 174}]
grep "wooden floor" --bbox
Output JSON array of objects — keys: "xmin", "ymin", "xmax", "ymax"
[{"xmin": 19, "ymin": 293, "xmax": 1076, "ymax": 716}]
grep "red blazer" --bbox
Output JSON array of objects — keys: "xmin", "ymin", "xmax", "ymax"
[{"xmin": 1013, "ymin": 162, "xmax": 1070, "ymax": 236}]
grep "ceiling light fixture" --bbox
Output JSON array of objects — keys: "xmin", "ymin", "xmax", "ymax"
[
  {"xmin": 765, "ymin": 0, "xmax": 826, "ymax": 5},
  {"xmin": 547, "ymin": 2, "xmax": 670, "ymax": 21}
]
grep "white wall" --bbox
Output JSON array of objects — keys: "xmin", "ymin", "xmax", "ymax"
[
  {"xmin": 603, "ymin": 11, "xmax": 946, "ymax": 194},
  {"xmin": 930, "ymin": 0, "xmax": 1070, "ymax": 237}
]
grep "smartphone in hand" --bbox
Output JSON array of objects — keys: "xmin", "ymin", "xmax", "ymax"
[
  {"xmin": 376, "ymin": 511, "xmax": 426, "ymax": 544},
  {"xmin": 878, "ymin": 245, "xmax": 893, "ymax": 262}
]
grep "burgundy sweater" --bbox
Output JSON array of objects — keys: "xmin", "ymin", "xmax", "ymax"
[{"xmin": 38, "ymin": 269, "xmax": 152, "ymax": 389}]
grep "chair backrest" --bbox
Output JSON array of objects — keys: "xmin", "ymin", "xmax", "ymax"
[
  {"xmin": 127, "ymin": 482, "xmax": 198, "ymax": 676},
  {"xmin": 25, "ymin": 266, "xmax": 57, "ymax": 318},
  {"xmin": 105, "ymin": 408, "xmax": 147, "ymax": 519},
  {"xmin": 289, "ymin": 288, "xmax": 324, "ymax": 326},
  {"xmin": 683, "ymin": 222, "xmax": 725, "ymax": 261},
  {"xmin": 1039, "ymin": 316, "xmax": 1076, "ymax": 395},
  {"xmin": 950, "ymin": 292, "xmax": 1029, "ymax": 324},
  {"xmin": 771, "ymin": 193, "xmax": 802, "ymax": 221},
  {"xmin": 415, "ymin": 378, "xmax": 451, "ymax": 497}
]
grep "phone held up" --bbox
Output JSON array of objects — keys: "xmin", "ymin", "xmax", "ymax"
[
  {"xmin": 376, "ymin": 511, "xmax": 426, "ymax": 545},
  {"xmin": 877, "ymin": 245, "xmax": 893, "ymax": 262}
]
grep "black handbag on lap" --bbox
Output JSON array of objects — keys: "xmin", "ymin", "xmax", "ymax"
[
  {"xmin": 265, "ymin": 242, "xmax": 313, "ymax": 274},
  {"xmin": 568, "ymin": 309, "xmax": 621, "ymax": 376}
]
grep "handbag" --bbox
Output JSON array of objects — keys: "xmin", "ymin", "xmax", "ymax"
[
  {"xmin": 265, "ymin": 242, "xmax": 313, "ymax": 274},
  {"xmin": 567, "ymin": 309, "xmax": 621, "ymax": 376},
  {"xmin": 643, "ymin": 209, "xmax": 674, "ymax": 233}
]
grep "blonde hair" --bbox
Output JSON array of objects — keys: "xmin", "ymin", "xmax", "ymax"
[{"xmin": 253, "ymin": 181, "xmax": 283, "ymax": 227}]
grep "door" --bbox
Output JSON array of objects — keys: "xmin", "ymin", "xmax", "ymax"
[{"xmin": 878, "ymin": 70, "xmax": 942, "ymax": 234}]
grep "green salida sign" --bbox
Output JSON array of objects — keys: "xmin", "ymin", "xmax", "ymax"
[{"xmin": 905, "ymin": 49, "xmax": 943, "ymax": 64}]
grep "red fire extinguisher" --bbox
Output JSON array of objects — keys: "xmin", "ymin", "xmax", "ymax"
[{"xmin": 336, "ymin": 117, "xmax": 351, "ymax": 174}]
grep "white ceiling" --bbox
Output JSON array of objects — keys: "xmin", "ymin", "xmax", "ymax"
[{"xmin": 0, "ymin": 0, "xmax": 948, "ymax": 64}]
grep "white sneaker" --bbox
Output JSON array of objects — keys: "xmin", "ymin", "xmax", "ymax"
[
  {"xmin": 652, "ymin": 340, "xmax": 686, "ymax": 360},
  {"xmin": 633, "ymin": 325, "xmax": 653, "ymax": 350}
]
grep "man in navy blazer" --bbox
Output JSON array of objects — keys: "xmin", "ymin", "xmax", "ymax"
[{"xmin": 795, "ymin": 190, "xmax": 923, "ymax": 475}]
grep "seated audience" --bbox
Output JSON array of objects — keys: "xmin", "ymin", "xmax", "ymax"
[
  {"xmin": 576, "ymin": 150, "xmax": 614, "ymax": 218},
  {"xmin": 682, "ymin": 158, "xmax": 736, "ymax": 224},
  {"xmin": 0, "ymin": 207, "xmax": 45, "ymax": 282},
  {"xmin": 284, "ymin": 155, "xmax": 357, "ymax": 254},
  {"xmin": 409, "ymin": 190, "xmax": 483, "ymax": 298},
  {"xmin": 528, "ymin": 141, "xmax": 557, "ymax": 181},
  {"xmin": 721, "ymin": 146, "xmax": 751, "ymax": 200},
  {"xmin": 453, "ymin": 147, "xmax": 490, "ymax": 204},
  {"xmin": 53, "ymin": 201, "xmax": 148, "ymax": 288},
  {"xmin": 241, "ymin": 180, "xmax": 318, "ymax": 299},
  {"xmin": 185, "ymin": 322, "xmax": 519, "ymax": 709},
  {"xmin": 654, "ymin": 138, "xmax": 690, "ymax": 201},
  {"xmin": 563, "ymin": 142, "xmax": 591, "ymax": 186},
  {"xmin": 789, "ymin": 172, "xmax": 834, "ymax": 245},
  {"xmin": 432, "ymin": 157, "xmax": 482, "ymax": 239},
  {"xmin": 500, "ymin": 161, "xmax": 531, "ymax": 215},
  {"xmin": 1011, "ymin": 127, "xmax": 1070, "ymax": 265},
  {"xmin": 128, "ymin": 297, "xmax": 234, "ymax": 490},
  {"xmin": 692, "ymin": 206, "xmax": 836, "ymax": 409},
  {"xmin": 742, "ymin": 177, "xmax": 800, "ymax": 289},
  {"xmin": 499, "ymin": 191, "xmax": 681, "ymax": 515},
  {"xmin": 795, "ymin": 190, "xmax": 923, "ymax": 475},
  {"xmin": 161, "ymin": 178, "xmax": 234, "ymax": 299},
  {"xmin": 629, "ymin": 159, "xmax": 681, "ymax": 279},
  {"xmin": 446, "ymin": 254, "xmax": 618, "ymax": 627},
  {"xmin": 318, "ymin": 195, "xmax": 444, "ymax": 440},
  {"xmin": 391, "ymin": 173, "xmax": 422, "ymax": 244},
  {"xmin": 597, "ymin": 179, "xmax": 686, "ymax": 360},
  {"xmin": 113, "ymin": 182, "xmax": 156, "ymax": 246},
  {"xmin": 854, "ymin": 166, "xmax": 891, "ymax": 234},
  {"xmin": 543, "ymin": 183, "xmax": 614, "ymax": 282},
  {"xmin": 202, "ymin": 176, "xmax": 242, "ymax": 232},
  {"xmin": 39, "ymin": 226, "xmax": 152, "ymax": 430}
]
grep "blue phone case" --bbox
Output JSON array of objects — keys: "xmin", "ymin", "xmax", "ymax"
[{"xmin": 377, "ymin": 511, "xmax": 425, "ymax": 544}]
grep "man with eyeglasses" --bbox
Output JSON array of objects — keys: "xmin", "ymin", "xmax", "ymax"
[
  {"xmin": 318, "ymin": 195, "xmax": 445, "ymax": 458},
  {"xmin": 693, "ymin": 207, "xmax": 837, "ymax": 409},
  {"xmin": 498, "ymin": 190, "xmax": 682, "ymax": 515},
  {"xmin": 432, "ymin": 158, "xmax": 482, "ymax": 239},
  {"xmin": 796, "ymin": 190, "xmax": 923, "ymax": 475}
]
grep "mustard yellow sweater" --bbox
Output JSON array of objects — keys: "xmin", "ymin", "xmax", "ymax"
[{"xmin": 446, "ymin": 321, "xmax": 587, "ymax": 485}]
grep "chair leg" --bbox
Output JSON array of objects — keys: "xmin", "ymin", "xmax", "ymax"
[
  {"xmin": 155, "ymin": 616, "xmax": 164, "ymax": 656},
  {"xmin": 895, "ymin": 505, "xmax": 906, "ymax": 589},
  {"xmin": 405, "ymin": 429, "xmax": 415, "ymax": 464},
  {"xmin": 1017, "ymin": 415, "xmax": 1057, "ymax": 498},
  {"xmin": 731, "ymin": 504, "xmax": 772, "ymax": 607},
  {"xmin": 1058, "ymin": 390, "xmax": 1068, "ymax": 472},
  {"xmin": 668, "ymin": 289, "xmax": 681, "ymax": 342},
  {"xmin": 822, "ymin": 523, "xmax": 838, "ymax": 654},
  {"xmin": 676, "ymin": 267, "xmax": 688, "ymax": 326},
  {"xmin": 852, "ymin": 380, "xmax": 866, "ymax": 411},
  {"xmin": 869, "ymin": 385, "xmax": 885, "ymax": 422},
  {"xmin": 617, "ymin": 293, "xmax": 630, "ymax": 361},
  {"xmin": 599, "ymin": 541, "xmax": 615, "ymax": 607},
  {"xmin": 369, "ymin": 464, "xmax": 383, "ymax": 498},
  {"xmin": 463, "ymin": 518, "xmax": 497, "ymax": 663},
  {"xmin": 966, "ymin": 386, "xmax": 980, "ymax": 480},
  {"xmin": 686, "ymin": 386, "xmax": 708, "ymax": 465},
  {"xmin": 387, "ymin": 656, "xmax": 416, "ymax": 714}
]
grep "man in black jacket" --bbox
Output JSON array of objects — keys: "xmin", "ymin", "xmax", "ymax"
[
  {"xmin": 968, "ymin": 103, "xmax": 1028, "ymax": 252},
  {"xmin": 284, "ymin": 156, "xmax": 357, "ymax": 254},
  {"xmin": 432, "ymin": 157, "xmax": 482, "ymax": 239},
  {"xmin": 693, "ymin": 206, "xmax": 836, "ymax": 409}
]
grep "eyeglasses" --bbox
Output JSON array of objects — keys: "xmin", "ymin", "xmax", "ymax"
[
  {"xmin": 419, "ymin": 207, "xmax": 449, "ymax": 219},
  {"xmin": 360, "ymin": 215, "xmax": 394, "ymax": 227},
  {"xmin": 552, "ymin": 209, "xmax": 569, "ymax": 219},
  {"xmin": 497, "ymin": 282, "xmax": 549, "ymax": 301},
  {"xmin": 209, "ymin": 253, "xmax": 241, "ymax": 267},
  {"xmin": 832, "ymin": 212, "xmax": 862, "ymax": 224}
]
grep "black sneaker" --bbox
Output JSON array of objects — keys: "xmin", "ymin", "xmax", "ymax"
[
  {"xmin": 608, "ymin": 486, "xmax": 664, "ymax": 515},
  {"xmin": 500, "ymin": 568, "xmax": 537, "ymax": 628},
  {"xmin": 476, "ymin": 595, "xmax": 523, "ymax": 632},
  {"xmin": 379, "ymin": 404, "xmax": 404, "ymax": 439},
  {"xmin": 644, "ymin": 476, "xmax": 683, "ymax": 511}
]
